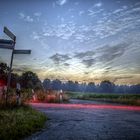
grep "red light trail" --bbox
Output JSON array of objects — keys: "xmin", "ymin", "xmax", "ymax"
[{"xmin": 30, "ymin": 103, "xmax": 140, "ymax": 111}]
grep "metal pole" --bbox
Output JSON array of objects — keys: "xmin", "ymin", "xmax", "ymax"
[{"xmin": 6, "ymin": 45, "xmax": 15, "ymax": 104}]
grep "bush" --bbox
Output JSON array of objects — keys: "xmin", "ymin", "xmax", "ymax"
[
  {"xmin": 36, "ymin": 90, "xmax": 46, "ymax": 101},
  {"xmin": 0, "ymin": 105, "xmax": 47, "ymax": 140}
]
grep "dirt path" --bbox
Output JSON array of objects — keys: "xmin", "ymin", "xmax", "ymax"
[{"xmin": 26, "ymin": 99, "xmax": 140, "ymax": 140}]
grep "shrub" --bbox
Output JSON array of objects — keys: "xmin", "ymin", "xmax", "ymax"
[
  {"xmin": 0, "ymin": 106, "xmax": 47, "ymax": 140},
  {"xmin": 36, "ymin": 90, "xmax": 46, "ymax": 101}
]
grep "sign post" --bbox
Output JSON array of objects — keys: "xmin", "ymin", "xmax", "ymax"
[
  {"xmin": 3, "ymin": 27, "xmax": 16, "ymax": 104},
  {"xmin": 0, "ymin": 27, "xmax": 31, "ymax": 104}
]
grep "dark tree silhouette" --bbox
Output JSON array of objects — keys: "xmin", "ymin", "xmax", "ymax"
[
  {"xmin": 86, "ymin": 82, "xmax": 95, "ymax": 92},
  {"xmin": 20, "ymin": 71, "xmax": 42, "ymax": 89},
  {"xmin": 43, "ymin": 79, "xmax": 51, "ymax": 90},
  {"xmin": 66, "ymin": 80, "xmax": 76, "ymax": 91},
  {"xmin": 100, "ymin": 80, "xmax": 115, "ymax": 93},
  {"xmin": 0, "ymin": 62, "xmax": 9, "ymax": 82},
  {"xmin": 51, "ymin": 79, "xmax": 62, "ymax": 90}
]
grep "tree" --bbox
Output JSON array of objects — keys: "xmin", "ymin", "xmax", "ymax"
[
  {"xmin": 51, "ymin": 79, "xmax": 62, "ymax": 90},
  {"xmin": 100, "ymin": 80, "xmax": 115, "ymax": 93},
  {"xmin": 43, "ymin": 79, "xmax": 51, "ymax": 90},
  {"xmin": 0, "ymin": 62, "xmax": 9, "ymax": 82},
  {"xmin": 0, "ymin": 62, "xmax": 9, "ymax": 74},
  {"xmin": 20, "ymin": 71, "xmax": 42, "ymax": 89},
  {"xmin": 86, "ymin": 82, "xmax": 95, "ymax": 92},
  {"xmin": 76, "ymin": 82, "xmax": 87, "ymax": 92},
  {"xmin": 10, "ymin": 73, "xmax": 20, "ymax": 88},
  {"xmin": 74, "ymin": 81, "xmax": 79, "ymax": 92},
  {"xmin": 0, "ymin": 62, "xmax": 21, "ymax": 88},
  {"xmin": 65, "ymin": 80, "xmax": 76, "ymax": 91}
]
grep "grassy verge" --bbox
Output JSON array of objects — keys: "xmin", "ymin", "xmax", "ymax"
[
  {"xmin": 0, "ymin": 105, "xmax": 47, "ymax": 140},
  {"xmin": 66, "ymin": 92, "xmax": 140, "ymax": 106}
]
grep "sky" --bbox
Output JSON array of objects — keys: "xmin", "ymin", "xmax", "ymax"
[{"xmin": 0, "ymin": 0, "xmax": 140, "ymax": 85}]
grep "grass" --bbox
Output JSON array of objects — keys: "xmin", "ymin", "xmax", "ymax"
[
  {"xmin": 0, "ymin": 105, "xmax": 47, "ymax": 140},
  {"xmin": 66, "ymin": 92, "xmax": 140, "ymax": 106}
]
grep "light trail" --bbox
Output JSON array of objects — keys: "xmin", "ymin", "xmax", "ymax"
[{"xmin": 29, "ymin": 103, "xmax": 140, "ymax": 111}]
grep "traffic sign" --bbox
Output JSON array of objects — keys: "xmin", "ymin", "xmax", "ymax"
[
  {"xmin": 0, "ymin": 44, "xmax": 14, "ymax": 50},
  {"xmin": 13, "ymin": 49, "xmax": 31, "ymax": 54},
  {"xmin": 0, "ymin": 39, "xmax": 14, "ymax": 49},
  {"xmin": 0, "ymin": 39, "xmax": 14, "ymax": 45},
  {"xmin": 4, "ymin": 27, "xmax": 16, "ymax": 41},
  {"xmin": 0, "ymin": 26, "xmax": 31, "ymax": 105}
]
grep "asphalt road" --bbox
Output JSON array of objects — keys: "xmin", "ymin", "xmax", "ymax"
[{"xmin": 26, "ymin": 99, "xmax": 140, "ymax": 140}]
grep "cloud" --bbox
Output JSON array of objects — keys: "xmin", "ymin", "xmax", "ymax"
[
  {"xmin": 40, "ymin": 3, "xmax": 139, "ymax": 43},
  {"xmin": 88, "ymin": 8, "xmax": 104, "ymax": 17},
  {"xmin": 19, "ymin": 12, "xmax": 42, "ymax": 22},
  {"xmin": 12, "ymin": 65, "xmax": 31, "ymax": 73},
  {"xmin": 79, "ymin": 11, "xmax": 85, "ymax": 16},
  {"xmin": 19, "ymin": 12, "xmax": 33, "ymax": 22},
  {"xmin": 113, "ymin": 76, "xmax": 134, "ymax": 83},
  {"xmin": 56, "ymin": 0, "xmax": 67, "ymax": 6},
  {"xmin": 19, "ymin": 12, "xmax": 25, "ymax": 18},
  {"xmin": 34, "ymin": 12, "xmax": 42, "ymax": 21},
  {"xmin": 74, "ymin": 2, "xmax": 79, "ymax": 5},
  {"xmin": 113, "ymin": 5, "xmax": 128, "ymax": 14},
  {"xmin": 82, "ymin": 59, "xmax": 96, "ymax": 68},
  {"xmin": 25, "ymin": 16, "xmax": 33, "ymax": 22},
  {"xmin": 74, "ymin": 51, "xmax": 95, "ymax": 59},
  {"xmin": 63, "ymin": 63, "xmax": 70, "ymax": 66},
  {"xmin": 50, "ymin": 53, "xmax": 71, "ymax": 64},
  {"xmin": 34, "ymin": 12, "xmax": 41, "ymax": 17},
  {"xmin": 13, "ymin": 68, "xmax": 26, "ymax": 73},
  {"xmin": 113, "ymin": 8, "xmax": 124, "ymax": 14},
  {"xmin": 74, "ymin": 34, "xmax": 85, "ymax": 42},
  {"xmin": 42, "ymin": 22, "xmax": 76, "ymax": 40},
  {"xmin": 31, "ymin": 32, "xmax": 41, "ymax": 40},
  {"xmin": 101, "ymin": 66, "xmax": 116, "ymax": 75},
  {"xmin": 86, "ymin": 4, "xmax": 140, "ymax": 39},
  {"xmin": 94, "ymin": 2, "xmax": 102, "ymax": 8},
  {"xmin": 97, "ymin": 43, "xmax": 129, "ymax": 63}
]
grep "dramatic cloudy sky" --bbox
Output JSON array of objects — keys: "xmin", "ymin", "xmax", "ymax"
[{"xmin": 0, "ymin": 0, "xmax": 140, "ymax": 84}]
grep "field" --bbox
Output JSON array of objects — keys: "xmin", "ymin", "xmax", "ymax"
[{"xmin": 66, "ymin": 92, "xmax": 140, "ymax": 106}]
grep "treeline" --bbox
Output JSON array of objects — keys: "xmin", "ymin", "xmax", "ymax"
[
  {"xmin": 43, "ymin": 79, "xmax": 140, "ymax": 94},
  {"xmin": 1, "ymin": 62, "xmax": 140, "ymax": 94}
]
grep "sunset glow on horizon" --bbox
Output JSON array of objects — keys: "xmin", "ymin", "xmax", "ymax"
[{"xmin": 0, "ymin": 0, "xmax": 140, "ymax": 85}]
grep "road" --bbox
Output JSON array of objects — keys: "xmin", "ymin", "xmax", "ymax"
[{"xmin": 26, "ymin": 99, "xmax": 140, "ymax": 140}]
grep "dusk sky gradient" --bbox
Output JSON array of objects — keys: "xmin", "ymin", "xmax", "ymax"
[{"xmin": 0, "ymin": 0, "xmax": 140, "ymax": 84}]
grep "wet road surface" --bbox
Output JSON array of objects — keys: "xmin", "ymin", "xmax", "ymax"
[{"xmin": 26, "ymin": 99, "xmax": 140, "ymax": 140}]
